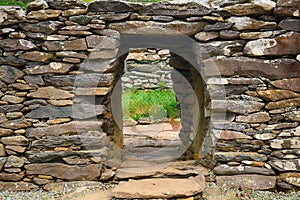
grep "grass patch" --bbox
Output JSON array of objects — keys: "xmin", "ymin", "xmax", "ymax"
[
  {"xmin": 128, "ymin": 0, "xmax": 166, "ymax": 3},
  {"xmin": 0, "ymin": 0, "xmax": 31, "ymax": 8},
  {"xmin": 0, "ymin": 0, "xmax": 164, "ymax": 8},
  {"xmin": 122, "ymin": 88, "xmax": 180, "ymax": 121}
]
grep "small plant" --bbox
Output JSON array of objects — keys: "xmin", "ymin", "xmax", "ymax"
[
  {"xmin": 158, "ymin": 81, "xmax": 167, "ymax": 90},
  {"xmin": 149, "ymin": 104, "xmax": 167, "ymax": 119}
]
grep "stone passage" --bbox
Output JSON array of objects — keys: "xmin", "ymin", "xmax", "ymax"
[{"xmin": 0, "ymin": 0, "xmax": 299, "ymax": 193}]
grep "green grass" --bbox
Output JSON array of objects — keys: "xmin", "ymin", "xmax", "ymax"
[
  {"xmin": 0, "ymin": 0, "xmax": 31, "ymax": 8},
  {"xmin": 128, "ymin": 0, "xmax": 166, "ymax": 3},
  {"xmin": 122, "ymin": 88, "xmax": 180, "ymax": 121},
  {"xmin": 0, "ymin": 0, "xmax": 164, "ymax": 8}
]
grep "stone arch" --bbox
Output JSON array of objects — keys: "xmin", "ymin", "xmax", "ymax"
[{"xmin": 101, "ymin": 32, "xmax": 218, "ymax": 162}]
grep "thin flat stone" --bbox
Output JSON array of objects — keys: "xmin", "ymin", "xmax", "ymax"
[{"xmin": 112, "ymin": 176, "xmax": 205, "ymax": 199}]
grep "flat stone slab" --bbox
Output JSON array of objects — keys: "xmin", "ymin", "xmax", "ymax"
[
  {"xmin": 216, "ymin": 174, "xmax": 276, "ymax": 190},
  {"xmin": 116, "ymin": 160, "xmax": 209, "ymax": 180},
  {"xmin": 112, "ymin": 176, "xmax": 205, "ymax": 199}
]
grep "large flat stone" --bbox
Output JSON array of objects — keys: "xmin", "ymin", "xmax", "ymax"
[
  {"xmin": 204, "ymin": 22, "xmax": 233, "ymax": 31},
  {"xmin": 0, "ymin": 173, "xmax": 24, "ymax": 182},
  {"xmin": 26, "ymin": 149, "xmax": 109, "ymax": 163},
  {"xmin": 274, "ymin": 0, "xmax": 300, "ymax": 17},
  {"xmin": 108, "ymin": 21, "xmax": 207, "ymax": 36},
  {"xmin": 0, "ymin": 56, "xmax": 27, "ymax": 67},
  {"xmin": 56, "ymin": 51, "xmax": 87, "ymax": 59},
  {"xmin": 268, "ymin": 159, "xmax": 300, "ymax": 171},
  {"xmin": 24, "ymin": 63, "xmax": 73, "ymax": 75},
  {"xmin": 228, "ymin": 16, "xmax": 277, "ymax": 30},
  {"xmin": 45, "ymin": 0, "xmax": 87, "ymax": 10},
  {"xmin": 27, "ymin": 9, "xmax": 61, "ymax": 20},
  {"xmin": 271, "ymin": 149, "xmax": 300, "ymax": 159},
  {"xmin": 28, "ymin": 121, "xmax": 102, "ymax": 138},
  {"xmin": 279, "ymin": 19, "xmax": 300, "ymax": 32},
  {"xmin": 270, "ymin": 138, "xmax": 300, "ymax": 149},
  {"xmin": 141, "ymin": 1, "xmax": 211, "ymax": 17},
  {"xmin": 0, "ymin": 6, "xmax": 24, "ymax": 26},
  {"xmin": 257, "ymin": 90, "xmax": 300, "ymax": 101},
  {"xmin": 25, "ymin": 163, "xmax": 102, "ymax": 181},
  {"xmin": 196, "ymin": 40, "xmax": 245, "ymax": 56},
  {"xmin": 279, "ymin": 172, "xmax": 300, "ymax": 187},
  {"xmin": 88, "ymin": 0, "xmax": 142, "ymax": 12},
  {"xmin": 0, "ymin": 39, "xmax": 36, "ymax": 51},
  {"xmin": 0, "ymin": 128, "xmax": 13, "ymax": 137},
  {"xmin": 43, "ymin": 39, "xmax": 87, "ymax": 51},
  {"xmin": 98, "ymin": 12, "xmax": 130, "ymax": 21},
  {"xmin": 44, "ymin": 181, "xmax": 102, "ymax": 192},
  {"xmin": 215, "ymin": 152, "xmax": 267, "ymax": 162},
  {"xmin": 211, "ymin": 100, "xmax": 264, "ymax": 114},
  {"xmin": 213, "ymin": 130, "xmax": 251, "ymax": 140},
  {"xmin": 266, "ymin": 98, "xmax": 300, "ymax": 110},
  {"xmin": 214, "ymin": 164, "xmax": 275, "ymax": 176},
  {"xmin": 0, "ymin": 104, "xmax": 24, "ymax": 113},
  {"xmin": 216, "ymin": 175, "xmax": 276, "ymax": 190},
  {"xmin": 0, "ymin": 65, "xmax": 24, "ymax": 84},
  {"xmin": 1, "ymin": 95, "xmax": 24, "ymax": 104},
  {"xmin": 115, "ymin": 160, "xmax": 209, "ymax": 180},
  {"xmin": 80, "ymin": 59, "xmax": 117, "ymax": 73},
  {"xmin": 74, "ymin": 87, "xmax": 112, "ymax": 96},
  {"xmin": 0, "ymin": 119, "xmax": 32, "ymax": 130},
  {"xmin": 236, "ymin": 112, "xmax": 270, "ymax": 123},
  {"xmin": 203, "ymin": 57, "xmax": 300, "ymax": 80},
  {"xmin": 244, "ymin": 32, "xmax": 300, "ymax": 56},
  {"xmin": 31, "ymin": 135, "xmax": 110, "ymax": 149},
  {"xmin": 5, "ymin": 155, "xmax": 24, "ymax": 168},
  {"xmin": 44, "ymin": 73, "xmax": 114, "ymax": 87},
  {"xmin": 222, "ymin": 0, "xmax": 275, "ymax": 16},
  {"xmin": 86, "ymin": 35, "xmax": 119, "ymax": 49},
  {"xmin": 240, "ymin": 31, "xmax": 273, "ymax": 40},
  {"xmin": 0, "ymin": 136, "xmax": 28, "ymax": 146},
  {"xmin": 27, "ymin": 87, "xmax": 73, "ymax": 100},
  {"xmin": 112, "ymin": 176, "xmax": 205, "ymax": 199},
  {"xmin": 271, "ymin": 78, "xmax": 300, "ymax": 92},
  {"xmin": 20, "ymin": 21, "xmax": 64, "ymax": 34},
  {"xmin": 25, "ymin": 104, "xmax": 106, "ymax": 119},
  {"xmin": 26, "ymin": 0, "xmax": 49, "ymax": 13},
  {"xmin": 213, "ymin": 122, "xmax": 250, "ymax": 132},
  {"xmin": 0, "ymin": 181, "xmax": 38, "ymax": 191}
]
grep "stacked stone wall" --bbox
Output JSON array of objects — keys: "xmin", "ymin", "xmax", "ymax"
[
  {"xmin": 122, "ymin": 48, "xmax": 173, "ymax": 90},
  {"xmin": 0, "ymin": 0, "xmax": 299, "ymax": 191}
]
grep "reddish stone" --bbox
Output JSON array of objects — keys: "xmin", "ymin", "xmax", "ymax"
[
  {"xmin": 271, "ymin": 78, "xmax": 300, "ymax": 92},
  {"xmin": 203, "ymin": 57, "xmax": 300, "ymax": 80},
  {"xmin": 25, "ymin": 163, "xmax": 102, "ymax": 181}
]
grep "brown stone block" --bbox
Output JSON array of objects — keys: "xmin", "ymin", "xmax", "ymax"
[
  {"xmin": 203, "ymin": 57, "xmax": 300, "ymax": 80},
  {"xmin": 25, "ymin": 163, "xmax": 102, "ymax": 181}
]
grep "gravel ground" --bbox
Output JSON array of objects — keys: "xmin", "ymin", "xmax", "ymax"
[
  {"xmin": 0, "ymin": 182, "xmax": 117, "ymax": 200},
  {"xmin": 0, "ymin": 189, "xmax": 299, "ymax": 200},
  {"xmin": 0, "ymin": 189, "xmax": 71, "ymax": 200},
  {"xmin": 240, "ymin": 190, "xmax": 300, "ymax": 200}
]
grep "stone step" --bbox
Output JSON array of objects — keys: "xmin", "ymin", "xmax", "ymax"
[
  {"xmin": 112, "ymin": 176, "xmax": 205, "ymax": 199},
  {"xmin": 115, "ymin": 160, "xmax": 209, "ymax": 180}
]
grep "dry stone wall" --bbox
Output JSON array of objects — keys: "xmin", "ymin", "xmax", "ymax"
[
  {"xmin": 122, "ymin": 48, "xmax": 173, "ymax": 90},
  {"xmin": 0, "ymin": 0, "xmax": 299, "ymax": 191}
]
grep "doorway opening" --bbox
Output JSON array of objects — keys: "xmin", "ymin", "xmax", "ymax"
[
  {"xmin": 108, "ymin": 34, "xmax": 211, "ymax": 165},
  {"xmin": 121, "ymin": 48, "xmax": 182, "ymax": 159}
]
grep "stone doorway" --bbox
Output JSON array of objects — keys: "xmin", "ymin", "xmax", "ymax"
[
  {"xmin": 121, "ymin": 48, "xmax": 182, "ymax": 160},
  {"xmin": 109, "ymin": 33, "xmax": 209, "ymax": 163}
]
